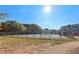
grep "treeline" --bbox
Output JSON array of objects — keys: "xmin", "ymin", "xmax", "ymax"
[
  {"xmin": 60, "ymin": 24, "xmax": 79, "ymax": 36},
  {"xmin": 0, "ymin": 20, "xmax": 42, "ymax": 35},
  {"xmin": 0, "ymin": 20, "xmax": 79, "ymax": 35}
]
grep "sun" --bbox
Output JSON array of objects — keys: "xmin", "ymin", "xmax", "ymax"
[{"xmin": 44, "ymin": 5, "xmax": 51, "ymax": 13}]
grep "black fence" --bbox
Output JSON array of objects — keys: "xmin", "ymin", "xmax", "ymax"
[
  {"xmin": 0, "ymin": 31, "xmax": 78, "ymax": 39},
  {"xmin": 0, "ymin": 32, "xmax": 16, "ymax": 36}
]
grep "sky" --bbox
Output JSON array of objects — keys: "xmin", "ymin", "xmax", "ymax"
[{"xmin": 0, "ymin": 5, "xmax": 79, "ymax": 29}]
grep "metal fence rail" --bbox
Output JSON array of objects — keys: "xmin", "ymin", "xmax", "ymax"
[{"xmin": 12, "ymin": 34, "xmax": 69, "ymax": 39}]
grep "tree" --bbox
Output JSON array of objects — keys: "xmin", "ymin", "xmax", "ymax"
[
  {"xmin": 23, "ymin": 24, "xmax": 42, "ymax": 34},
  {"xmin": 1, "ymin": 20, "xmax": 27, "ymax": 34},
  {"xmin": 19, "ymin": 24, "xmax": 27, "ymax": 34},
  {"xmin": 0, "ymin": 13, "xmax": 7, "ymax": 31},
  {"xmin": 29, "ymin": 24, "xmax": 42, "ymax": 34},
  {"xmin": 0, "ymin": 13, "xmax": 7, "ymax": 20},
  {"xmin": 1, "ymin": 22, "xmax": 9, "ymax": 32},
  {"xmin": 23, "ymin": 24, "xmax": 31, "ymax": 34}
]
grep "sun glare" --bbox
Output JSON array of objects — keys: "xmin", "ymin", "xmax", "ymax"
[{"xmin": 44, "ymin": 5, "xmax": 51, "ymax": 13}]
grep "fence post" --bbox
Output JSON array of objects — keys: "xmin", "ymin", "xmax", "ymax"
[{"xmin": 41, "ymin": 26, "xmax": 42, "ymax": 39}]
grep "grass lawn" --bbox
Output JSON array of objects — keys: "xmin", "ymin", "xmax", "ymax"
[{"xmin": 0, "ymin": 36, "xmax": 76, "ymax": 45}]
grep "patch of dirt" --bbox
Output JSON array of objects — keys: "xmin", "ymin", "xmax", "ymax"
[
  {"xmin": 0, "ymin": 40, "xmax": 52, "ymax": 54},
  {"xmin": 39, "ymin": 41, "xmax": 79, "ymax": 54}
]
